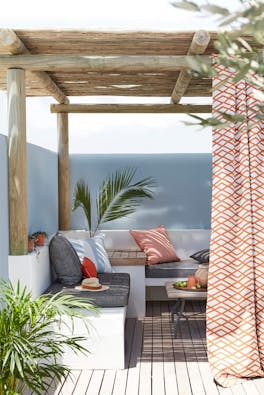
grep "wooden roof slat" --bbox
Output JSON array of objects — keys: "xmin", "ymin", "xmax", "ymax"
[
  {"xmin": 0, "ymin": 29, "xmax": 215, "ymax": 98},
  {"xmin": 0, "ymin": 29, "xmax": 68, "ymax": 103},
  {"xmin": 12, "ymin": 30, "xmax": 217, "ymax": 55}
]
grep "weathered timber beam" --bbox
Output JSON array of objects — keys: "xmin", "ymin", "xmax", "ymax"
[
  {"xmin": 57, "ymin": 113, "xmax": 70, "ymax": 230},
  {"xmin": 0, "ymin": 29, "xmax": 69, "ymax": 103},
  {"xmin": 0, "ymin": 54, "xmax": 211, "ymax": 73},
  {"xmin": 171, "ymin": 30, "xmax": 210, "ymax": 104},
  {"xmin": 51, "ymin": 103, "xmax": 212, "ymax": 114},
  {"xmin": 8, "ymin": 69, "xmax": 28, "ymax": 254}
]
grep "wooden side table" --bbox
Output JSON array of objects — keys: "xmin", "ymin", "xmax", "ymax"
[{"xmin": 165, "ymin": 282, "xmax": 207, "ymax": 337}]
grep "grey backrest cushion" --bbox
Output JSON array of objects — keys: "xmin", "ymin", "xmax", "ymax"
[{"xmin": 49, "ymin": 233, "xmax": 83, "ymax": 285}]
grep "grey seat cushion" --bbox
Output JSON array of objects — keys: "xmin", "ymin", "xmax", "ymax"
[
  {"xmin": 145, "ymin": 259, "xmax": 198, "ymax": 278},
  {"xmin": 45, "ymin": 273, "xmax": 130, "ymax": 308},
  {"xmin": 49, "ymin": 233, "xmax": 83, "ymax": 285}
]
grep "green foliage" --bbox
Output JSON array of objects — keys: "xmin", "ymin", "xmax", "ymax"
[
  {"xmin": 72, "ymin": 180, "xmax": 92, "ymax": 235},
  {"xmin": 72, "ymin": 167, "xmax": 156, "ymax": 236},
  {"xmin": 172, "ymin": 0, "xmax": 264, "ymax": 127},
  {"xmin": 0, "ymin": 281, "xmax": 96, "ymax": 395}
]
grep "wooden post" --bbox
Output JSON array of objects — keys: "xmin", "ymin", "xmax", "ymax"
[
  {"xmin": 57, "ymin": 112, "xmax": 70, "ymax": 230},
  {"xmin": 171, "ymin": 31, "xmax": 210, "ymax": 104},
  {"xmin": 7, "ymin": 68, "xmax": 28, "ymax": 255}
]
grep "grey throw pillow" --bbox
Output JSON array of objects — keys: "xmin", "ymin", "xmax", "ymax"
[
  {"xmin": 49, "ymin": 233, "xmax": 83, "ymax": 285},
  {"xmin": 190, "ymin": 248, "xmax": 210, "ymax": 263}
]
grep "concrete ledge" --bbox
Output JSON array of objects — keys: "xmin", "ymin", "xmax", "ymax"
[
  {"xmin": 8, "ymin": 246, "xmax": 51, "ymax": 298},
  {"xmin": 57, "ymin": 306, "xmax": 127, "ymax": 369}
]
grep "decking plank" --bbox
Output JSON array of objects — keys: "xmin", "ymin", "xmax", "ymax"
[
  {"xmin": 139, "ymin": 302, "xmax": 152, "ymax": 395},
  {"xmin": 180, "ymin": 303, "xmax": 206, "ymax": 395},
  {"xmin": 45, "ymin": 374, "xmax": 66, "ymax": 395},
  {"xmin": 171, "ymin": 301, "xmax": 193, "ymax": 395},
  {"xmin": 72, "ymin": 370, "xmax": 93, "ymax": 394},
  {"xmin": 59, "ymin": 370, "xmax": 81, "ymax": 394},
  {"xmin": 252, "ymin": 377, "xmax": 264, "ymax": 394},
  {"xmin": 189, "ymin": 301, "xmax": 219, "ymax": 395},
  {"xmin": 125, "ymin": 319, "xmax": 143, "ymax": 395},
  {"xmin": 241, "ymin": 381, "xmax": 259, "ymax": 395},
  {"xmin": 160, "ymin": 302, "xmax": 178, "ymax": 395},
  {"xmin": 99, "ymin": 370, "xmax": 117, "ymax": 395},
  {"xmin": 29, "ymin": 301, "xmax": 262, "ymax": 395},
  {"xmin": 152, "ymin": 302, "xmax": 165, "ymax": 395},
  {"xmin": 112, "ymin": 317, "xmax": 136, "ymax": 395},
  {"xmin": 217, "ymin": 387, "xmax": 233, "ymax": 395},
  {"xmin": 86, "ymin": 370, "xmax": 104, "ymax": 395}
]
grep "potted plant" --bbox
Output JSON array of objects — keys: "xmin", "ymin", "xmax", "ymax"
[
  {"xmin": 72, "ymin": 167, "xmax": 156, "ymax": 237},
  {"xmin": 32, "ymin": 231, "xmax": 48, "ymax": 247},
  {"xmin": 0, "ymin": 280, "xmax": 96, "ymax": 395},
  {"xmin": 27, "ymin": 235, "xmax": 36, "ymax": 253}
]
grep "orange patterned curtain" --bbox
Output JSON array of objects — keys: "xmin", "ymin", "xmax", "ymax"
[{"xmin": 207, "ymin": 64, "xmax": 264, "ymax": 387}]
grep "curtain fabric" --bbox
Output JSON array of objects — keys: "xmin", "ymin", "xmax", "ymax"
[{"xmin": 207, "ymin": 64, "xmax": 264, "ymax": 387}]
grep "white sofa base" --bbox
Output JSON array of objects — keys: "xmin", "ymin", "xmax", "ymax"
[
  {"xmin": 114, "ymin": 265, "xmax": 145, "ymax": 318},
  {"xmin": 59, "ymin": 306, "xmax": 127, "ymax": 370},
  {"xmin": 8, "ymin": 247, "xmax": 127, "ymax": 370}
]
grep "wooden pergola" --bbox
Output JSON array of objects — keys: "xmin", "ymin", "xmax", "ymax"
[{"xmin": 0, "ymin": 28, "xmax": 216, "ymax": 255}]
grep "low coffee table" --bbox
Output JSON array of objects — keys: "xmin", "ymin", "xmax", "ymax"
[{"xmin": 165, "ymin": 281, "xmax": 207, "ymax": 337}]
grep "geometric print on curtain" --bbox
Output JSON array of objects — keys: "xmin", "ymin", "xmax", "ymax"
[{"xmin": 206, "ymin": 62, "xmax": 264, "ymax": 387}]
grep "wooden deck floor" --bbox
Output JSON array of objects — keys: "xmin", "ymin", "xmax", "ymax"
[{"xmin": 26, "ymin": 301, "xmax": 264, "ymax": 395}]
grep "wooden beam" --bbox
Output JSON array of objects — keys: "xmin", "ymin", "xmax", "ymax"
[
  {"xmin": 51, "ymin": 103, "xmax": 212, "ymax": 114},
  {"xmin": 0, "ymin": 29, "xmax": 69, "ymax": 104},
  {"xmin": 57, "ymin": 113, "xmax": 70, "ymax": 230},
  {"xmin": 171, "ymin": 31, "xmax": 210, "ymax": 103},
  {"xmin": 0, "ymin": 54, "xmax": 211, "ymax": 73},
  {"xmin": 8, "ymin": 68, "xmax": 28, "ymax": 255}
]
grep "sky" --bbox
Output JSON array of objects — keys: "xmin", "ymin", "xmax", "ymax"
[{"xmin": 0, "ymin": 0, "xmax": 240, "ymax": 153}]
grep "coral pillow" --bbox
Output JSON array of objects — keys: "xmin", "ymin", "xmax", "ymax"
[
  {"xmin": 130, "ymin": 225, "xmax": 180, "ymax": 265},
  {"xmin": 82, "ymin": 257, "xmax": 97, "ymax": 278}
]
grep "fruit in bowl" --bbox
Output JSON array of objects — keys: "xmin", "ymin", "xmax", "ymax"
[
  {"xmin": 173, "ymin": 281, "xmax": 187, "ymax": 288},
  {"xmin": 173, "ymin": 281, "xmax": 203, "ymax": 290}
]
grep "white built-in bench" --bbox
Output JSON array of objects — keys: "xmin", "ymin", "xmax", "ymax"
[
  {"xmin": 8, "ymin": 245, "xmax": 128, "ymax": 370},
  {"xmin": 103, "ymin": 229, "xmax": 211, "ymax": 313},
  {"xmin": 62, "ymin": 229, "xmax": 210, "ymax": 318},
  {"xmin": 8, "ymin": 229, "xmax": 210, "ymax": 369}
]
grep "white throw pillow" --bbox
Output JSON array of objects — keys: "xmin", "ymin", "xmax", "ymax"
[{"xmin": 67, "ymin": 233, "xmax": 112, "ymax": 273}]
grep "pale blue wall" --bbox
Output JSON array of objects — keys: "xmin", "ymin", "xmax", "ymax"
[
  {"xmin": 0, "ymin": 135, "xmax": 58, "ymax": 281},
  {"xmin": 70, "ymin": 154, "xmax": 212, "ymax": 231},
  {"xmin": 27, "ymin": 143, "xmax": 58, "ymax": 236},
  {"xmin": 0, "ymin": 135, "xmax": 9, "ymax": 279}
]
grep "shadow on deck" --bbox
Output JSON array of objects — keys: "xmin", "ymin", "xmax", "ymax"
[{"xmin": 24, "ymin": 301, "xmax": 264, "ymax": 395}]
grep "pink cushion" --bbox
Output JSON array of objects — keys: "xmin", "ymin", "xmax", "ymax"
[{"xmin": 130, "ymin": 225, "xmax": 180, "ymax": 265}]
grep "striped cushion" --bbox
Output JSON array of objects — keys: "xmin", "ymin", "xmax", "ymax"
[
  {"xmin": 67, "ymin": 233, "xmax": 112, "ymax": 273},
  {"xmin": 190, "ymin": 248, "xmax": 210, "ymax": 263}
]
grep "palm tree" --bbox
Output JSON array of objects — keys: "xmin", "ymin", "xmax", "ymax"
[{"xmin": 72, "ymin": 167, "xmax": 156, "ymax": 237}]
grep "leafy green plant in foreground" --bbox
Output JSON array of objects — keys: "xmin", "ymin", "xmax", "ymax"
[
  {"xmin": 172, "ymin": 0, "xmax": 264, "ymax": 127},
  {"xmin": 72, "ymin": 167, "xmax": 156, "ymax": 237},
  {"xmin": 0, "ymin": 281, "xmax": 96, "ymax": 395}
]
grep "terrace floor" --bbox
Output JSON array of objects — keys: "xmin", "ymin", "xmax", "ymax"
[{"xmin": 28, "ymin": 301, "xmax": 264, "ymax": 395}]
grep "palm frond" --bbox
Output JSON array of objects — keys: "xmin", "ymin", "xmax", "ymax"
[
  {"xmin": 72, "ymin": 180, "xmax": 92, "ymax": 236},
  {"xmin": 95, "ymin": 168, "xmax": 155, "ymax": 233},
  {"xmin": 0, "ymin": 281, "xmax": 96, "ymax": 394}
]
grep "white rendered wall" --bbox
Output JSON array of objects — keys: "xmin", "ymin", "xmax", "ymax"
[
  {"xmin": 114, "ymin": 265, "xmax": 145, "ymax": 318},
  {"xmin": 8, "ymin": 246, "xmax": 51, "ymax": 298},
  {"xmin": 60, "ymin": 307, "xmax": 126, "ymax": 369}
]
